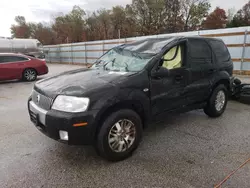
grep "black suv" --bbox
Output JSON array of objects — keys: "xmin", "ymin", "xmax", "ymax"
[{"xmin": 28, "ymin": 36, "xmax": 233, "ymax": 161}]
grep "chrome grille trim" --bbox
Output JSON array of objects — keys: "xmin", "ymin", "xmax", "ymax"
[{"xmin": 31, "ymin": 90, "xmax": 53, "ymax": 110}]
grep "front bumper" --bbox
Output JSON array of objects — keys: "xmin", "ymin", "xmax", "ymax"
[{"xmin": 28, "ymin": 99, "xmax": 98, "ymax": 145}]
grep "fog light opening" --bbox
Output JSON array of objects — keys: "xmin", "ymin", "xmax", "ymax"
[{"xmin": 59, "ymin": 131, "xmax": 68, "ymax": 141}]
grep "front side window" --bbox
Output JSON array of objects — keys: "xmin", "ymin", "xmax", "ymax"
[
  {"xmin": 0, "ymin": 56, "xmax": 5, "ymax": 63},
  {"xmin": 37, "ymin": 42, "xmax": 43, "ymax": 48},
  {"xmin": 92, "ymin": 48, "xmax": 154, "ymax": 72},
  {"xmin": 37, "ymin": 42, "xmax": 44, "ymax": 51},
  {"xmin": 10, "ymin": 56, "xmax": 29, "ymax": 62},
  {"xmin": 162, "ymin": 45, "xmax": 182, "ymax": 70}
]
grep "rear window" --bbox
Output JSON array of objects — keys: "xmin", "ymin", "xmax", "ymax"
[
  {"xmin": 188, "ymin": 39, "xmax": 212, "ymax": 69},
  {"xmin": 189, "ymin": 39, "xmax": 212, "ymax": 59},
  {"xmin": 210, "ymin": 40, "xmax": 230, "ymax": 62},
  {"xmin": 0, "ymin": 56, "xmax": 29, "ymax": 63}
]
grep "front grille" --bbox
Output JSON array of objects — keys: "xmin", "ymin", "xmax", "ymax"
[{"xmin": 32, "ymin": 90, "xmax": 53, "ymax": 110}]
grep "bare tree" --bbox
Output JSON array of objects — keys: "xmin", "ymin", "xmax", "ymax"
[
  {"xmin": 132, "ymin": 0, "xmax": 167, "ymax": 35},
  {"xmin": 181, "ymin": 0, "xmax": 211, "ymax": 31}
]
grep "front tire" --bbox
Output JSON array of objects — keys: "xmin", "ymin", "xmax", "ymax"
[
  {"xmin": 96, "ymin": 109, "xmax": 143, "ymax": 161},
  {"xmin": 204, "ymin": 84, "xmax": 228, "ymax": 118},
  {"xmin": 22, "ymin": 68, "xmax": 37, "ymax": 81}
]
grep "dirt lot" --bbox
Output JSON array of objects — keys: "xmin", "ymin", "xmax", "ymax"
[{"xmin": 0, "ymin": 64, "xmax": 250, "ymax": 188}]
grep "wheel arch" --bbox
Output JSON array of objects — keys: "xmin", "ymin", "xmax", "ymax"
[
  {"xmin": 210, "ymin": 71, "xmax": 231, "ymax": 92},
  {"xmin": 212, "ymin": 79, "xmax": 230, "ymax": 92},
  {"xmin": 94, "ymin": 100, "xmax": 147, "ymax": 138}
]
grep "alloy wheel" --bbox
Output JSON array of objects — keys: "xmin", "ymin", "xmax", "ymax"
[
  {"xmin": 24, "ymin": 69, "xmax": 36, "ymax": 81},
  {"xmin": 108, "ymin": 119, "xmax": 136, "ymax": 153},
  {"xmin": 215, "ymin": 90, "xmax": 226, "ymax": 111}
]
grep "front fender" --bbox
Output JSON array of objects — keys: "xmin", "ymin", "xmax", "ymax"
[
  {"xmin": 93, "ymin": 87, "xmax": 150, "ymax": 111},
  {"xmin": 91, "ymin": 87, "xmax": 151, "ymax": 124}
]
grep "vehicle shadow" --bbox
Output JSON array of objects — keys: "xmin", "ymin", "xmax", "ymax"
[
  {"xmin": 51, "ymin": 113, "xmax": 188, "ymax": 164},
  {"xmin": 31, "ymin": 110, "xmax": 220, "ymax": 188}
]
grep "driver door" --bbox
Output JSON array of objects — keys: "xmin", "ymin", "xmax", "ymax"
[{"xmin": 150, "ymin": 43, "xmax": 190, "ymax": 117}]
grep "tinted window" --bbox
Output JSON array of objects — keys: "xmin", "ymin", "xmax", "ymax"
[
  {"xmin": 189, "ymin": 39, "xmax": 212, "ymax": 59},
  {"xmin": 0, "ymin": 56, "xmax": 29, "ymax": 63},
  {"xmin": 189, "ymin": 39, "xmax": 212, "ymax": 69},
  {"xmin": 210, "ymin": 40, "xmax": 230, "ymax": 62},
  {"xmin": 0, "ymin": 56, "xmax": 5, "ymax": 63}
]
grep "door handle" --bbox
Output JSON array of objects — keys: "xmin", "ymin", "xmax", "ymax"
[
  {"xmin": 175, "ymin": 75, "xmax": 183, "ymax": 81},
  {"xmin": 208, "ymin": 69, "xmax": 216, "ymax": 74}
]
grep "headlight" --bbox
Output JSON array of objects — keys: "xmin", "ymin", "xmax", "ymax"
[{"xmin": 52, "ymin": 95, "xmax": 90, "ymax": 113}]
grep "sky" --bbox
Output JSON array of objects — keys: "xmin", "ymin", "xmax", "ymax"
[{"xmin": 0, "ymin": 0, "xmax": 248, "ymax": 37}]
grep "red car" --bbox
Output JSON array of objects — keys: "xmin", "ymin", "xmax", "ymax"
[{"xmin": 0, "ymin": 53, "xmax": 48, "ymax": 81}]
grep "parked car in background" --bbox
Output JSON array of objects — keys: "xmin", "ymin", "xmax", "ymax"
[
  {"xmin": 28, "ymin": 36, "xmax": 233, "ymax": 161},
  {"xmin": 0, "ymin": 53, "xmax": 48, "ymax": 81}
]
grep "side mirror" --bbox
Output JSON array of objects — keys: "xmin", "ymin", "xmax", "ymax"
[{"xmin": 151, "ymin": 66, "xmax": 170, "ymax": 78}]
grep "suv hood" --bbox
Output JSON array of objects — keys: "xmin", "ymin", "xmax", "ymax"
[{"xmin": 35, "ymin": 68, "xmax": 135, "ymax": 97}]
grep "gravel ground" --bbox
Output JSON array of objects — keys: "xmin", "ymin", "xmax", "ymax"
[{"xmin": 0, "ymin": 64, "xmax": 250, "ymax": 188}]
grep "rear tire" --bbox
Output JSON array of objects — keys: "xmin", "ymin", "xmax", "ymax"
[
  {"xmin": 22, "ymin": 68, "xmax": 37, "ymax": 81},
  {"xmin": 204, "ymin": 84, "xmax": 228, "ymax": 118},
  {"xmin": 96, "ymin": 109, "xmax": 143, "ymax": 161}
]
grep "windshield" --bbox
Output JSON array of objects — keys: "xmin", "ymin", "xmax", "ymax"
[
  {"xmin": 37, "ymin": 42, "xmax": 43, "ymax": 48},
  {"xmin": 92, "ymin": 48, "xmax": 154, "ymax": 72}
]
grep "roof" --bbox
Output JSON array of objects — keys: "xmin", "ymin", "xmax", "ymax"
[
  {"xmin": 181, "ymin": 35, "xmax": 222, "ymax": 41},
  {"xmin": 118, "ymin": 37, "xmax": 177, "ymax": 54},
  {"xmin": 0, "ymin": 53, "xmax": 30, "ymax": 57},
  {"xmin": 118, "ymin": 36, "xmax": 222, "ymax": 54}
]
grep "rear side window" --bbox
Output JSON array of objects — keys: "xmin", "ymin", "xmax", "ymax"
[
  {"xmin": 189, "ymin": 39, "xmax": 212, "ymax": 59},
  {"xmin": 0, "ymin": 56, "xmax": 29, "ymax": 63},
  {"xmin": 188, "ymin": 39, "xmax": 212, "ymax": 68},
  {"xmin": 210, "ymin": 40, "xmax": 230, "ymax": 62}
]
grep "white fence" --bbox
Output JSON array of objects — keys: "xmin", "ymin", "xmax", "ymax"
[{"xmin": 44, "ymin": 27, "xmax": 250, "ymax": 72}]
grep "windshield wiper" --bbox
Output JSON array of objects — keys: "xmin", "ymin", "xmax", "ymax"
[
  {"xmin": 94, "ymin": 59, "xmax": 106, "ymax": 67},
  {"xmin": 123, "ymin": 62, "xmax": 129, "ymax": 72},
  {"xmin": 103, "ymin": 58, "xmax": 116, "ymax": 70},
  {"xmin": 111, "ymin": 58, "xmax": 116, "ymax": 67},
  {"xmin": 103, "ymin": 61, "xmax": 110, "ymax": 70},
  {"xmin": 131, "ymin": 51, "xmax": 142, "ymax": 59}
]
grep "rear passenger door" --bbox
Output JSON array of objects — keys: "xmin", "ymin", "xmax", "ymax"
[{"xmin": 185, "ymin": 39, "xmax": 214, "ymax": 104}]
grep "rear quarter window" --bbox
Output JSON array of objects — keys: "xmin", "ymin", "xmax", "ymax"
[
  {"xmin": 188, "ymin": 39, "xmax": 212, "ymax": 69},
  {"xmin": 189, "ymin": 39, "xmax": 212, "ymax": 59},
  {"xmin": 209, "ymin": 40, "xmax": 230, "ymax": 63}
]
